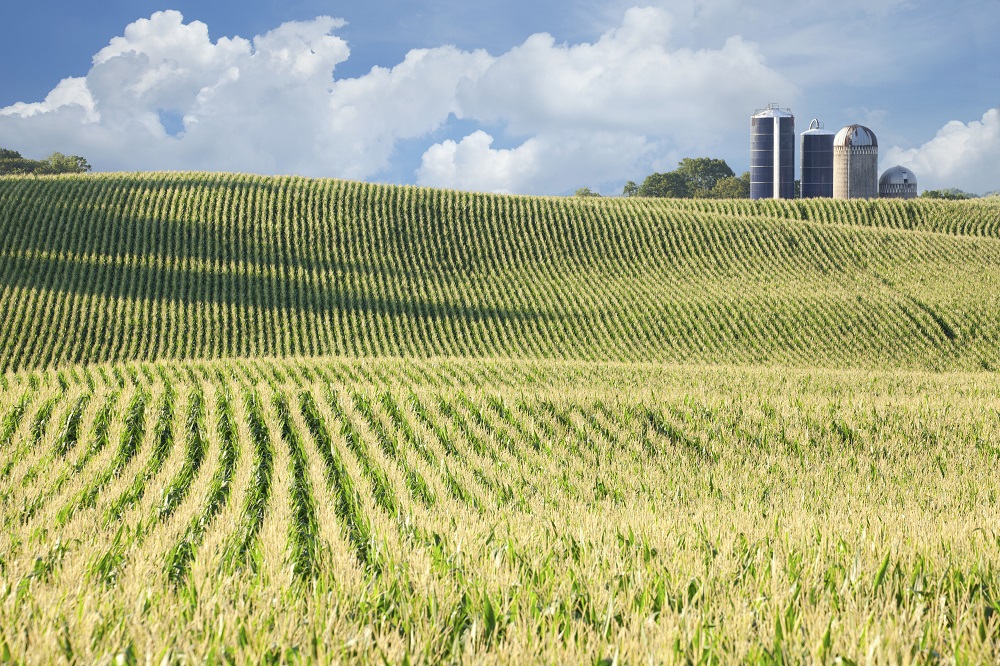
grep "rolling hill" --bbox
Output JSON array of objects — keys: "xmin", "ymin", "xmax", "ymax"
[
  {"xmin": 1, "ymin": 171, "xmax": 999, "ymax": 373},
  {"xmin": 1, "ymin": 172, "xmax": 999, "ymax": 663}
]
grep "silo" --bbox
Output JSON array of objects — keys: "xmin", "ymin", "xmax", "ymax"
[
  {"xmin": 800, "ymin": 119, "xmax": 834, "ymax": 198},
  {"xmin": 750, "ymin": 104, "xmax": 795, "ymax": 200},
  {"xmin": 833, "ymin": 124, "xmax": 878, "ymax": 199},
  {"xmin": 878, "ymin": 165, "xmax": 918, "ymax": 199}
]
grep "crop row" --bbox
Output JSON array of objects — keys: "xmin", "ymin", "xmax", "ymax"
[
  {"xmin": 1, "ymin": 173, "xmax": 998, "ymax": 373},
  {"xmin": 665, "ymin": 193, "xmax": 1000, "ymax": 237},
  {"xmin": 1, "ymin": 357, "xmax": 998, "ymax": 662}
]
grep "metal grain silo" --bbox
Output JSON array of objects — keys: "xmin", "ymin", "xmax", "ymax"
[
  {"xmin": 878, "ymin": 165, "xmax": 918, "ymax": 199},
  {"xmin": 833, "ymin": 124, "xmax": 878, "ymax": 199},
  {"xmin": 800, "ymin": 119, "xmax": 834, "ymax": 198},
  {"xmin": 750, "ymin": 104, "xmax": 795, "ymax": 200}
]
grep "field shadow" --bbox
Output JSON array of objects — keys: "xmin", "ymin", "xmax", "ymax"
[{"xmin": 0, "ymin": 244, "xmax": 544, "ymax": 325}]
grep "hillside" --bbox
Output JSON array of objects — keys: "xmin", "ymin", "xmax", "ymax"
[
  {"xmin": 2, "ymin": 173, "xmax": 1000, "ymax": 662},
  {"xmin": 1, "ymin": 357, "xmax": 998, "ymax": 662},
  {"xmin": 2, "ymin": 171, "xmax": 999, "ymax": 373}
]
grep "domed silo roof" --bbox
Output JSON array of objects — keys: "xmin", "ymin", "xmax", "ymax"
[
  {"xmin": 834, "ymin": 124, "xmax": 878, "ymax": 148},
  {"xmin": 878, "ymin": 165, "xmax": 918, "ymax": 199},
  {"xmin": 879, "ymin": 165, "xmax": 916, "ymax": 187}
]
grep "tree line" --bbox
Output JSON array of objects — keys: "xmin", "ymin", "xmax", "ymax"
[
  {"xmin": 1, "ymin": 148, "xmax": 91, "ymax": 175},
  {"xmin": 575, "ymin": 157, "xmax": 749, "ymax": 199},
  {"xmin": 919, "ymin": 188, "xmax": 986, "ymax": 200},
  {"xmin": 577, "ymin": 157, "xmax": 995, "ymax": 199}
]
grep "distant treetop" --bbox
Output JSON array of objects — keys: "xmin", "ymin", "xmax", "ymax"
[
  {"xmin": 920, "ymin": 188, "xmax": 978, "ymax": 200},
  {"xmin": 0, "ymin": 148, "xmax": 92, "ymax": 175},
  {"xmin": 622, "ymin": 157, "xmax": 749, "ymax": 199}
]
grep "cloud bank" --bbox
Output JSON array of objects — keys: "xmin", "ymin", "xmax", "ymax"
[
  {"xmin": 3, "ymin": 7, "xmax": 994, "ymax": 195},
  {"xmin": 1, "ymin": 8, "xmax": 797, "ymax": 193},
  {"xmin": 883, "ymin": 108, "xmax": 1000, "ymax": 195}
]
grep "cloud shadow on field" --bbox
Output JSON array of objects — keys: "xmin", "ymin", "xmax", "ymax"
[
  {"xmin": 0, "ymin": 175, "xmax": 551, "ymax": 325},
  {"xmin": 0, "ymin": 250, "xmax": 545, "ymax": 325}
]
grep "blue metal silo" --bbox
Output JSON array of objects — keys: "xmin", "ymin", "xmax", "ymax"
[
  {"xmin": 800, "ymin": 119, "xmax": 834, "ymax": 198},
  {"xmin": 750, "ymin": 104, "xmax": 795, "ymax": 200}
]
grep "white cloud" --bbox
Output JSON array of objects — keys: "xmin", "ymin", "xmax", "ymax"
[
  {"xmin": 1, "ymin": 11, "xmax": 356, "ymax": 174},
  {"xmin": 417, "ymin": 130, "xmax": 653, "ymax": 194},
  {"xmin": 883, "ymin": 109, "xmax": 1000, "ymax": 194},
  {"xmin": 586, "ymin": 0, "xmax": 948, "ymax": 90},
  {"xmin": 0, "ymin": 10, "xmax": 496, "ymax": 178},
  {"xmin": 0, "ymin": 7, "xmax": 794, "ymax": 191},
  {"xmin": 418, "ymin": 131, "xmax": 540, "ymax": 194},
  {"xmin": 457, "ymin": 8, "xmax": 794, "ymax": 136},
  {"xmin": 424, "ymin": 6, "xmax": 797, "ymax": 193},
  {"xmin": 0, "ymin": 77, "xmax": 97, "ymax": 122},
  {"xmin": 326, "ymin": 46, "xmax": 492, "ymax": 178}
]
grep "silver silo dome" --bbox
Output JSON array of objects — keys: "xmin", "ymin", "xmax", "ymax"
[
  {"xmin": 800, "ymin": 119, "xmax": 834, "ymax": 199},
  {"xmin": 879, "ymin": 165, "xmax": 918, "ymax": 199},
  {"xmin": 834, "ymin": 124, "xmax": 878, "ymax": 148},
  {"xmin": 833, "ymin": 124, "xmax": 878, "ymax": 199},
  {"xmin": 750, "ymin": 104, "xmax": 795, "ymax": 200}
]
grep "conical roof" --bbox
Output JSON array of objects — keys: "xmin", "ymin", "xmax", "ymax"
[
  {"xmin": 753, "ymin": 104, "xmax": 793, "ymax": 119},
  {"xmin": 802, "ymin": 119, "xmax": 834, "ymax": 135}
]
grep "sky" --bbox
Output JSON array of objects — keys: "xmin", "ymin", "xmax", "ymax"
[{"xmin": 1, "ymin": 0, "xmax": 998, "ymax": 195}]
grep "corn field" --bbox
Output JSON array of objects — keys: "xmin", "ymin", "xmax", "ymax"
[
  {"xmin": 1, "ymin": 173, "xmax": 999, "ymax": 663},
  {"xmin": 0, "ymin": 358, "xmax": 998, "ymax": 663},
  {"xmin": 1, "ymin": 172, "xmax": 998, "ymax": 373}
]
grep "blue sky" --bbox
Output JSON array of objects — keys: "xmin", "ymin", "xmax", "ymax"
[{"xmin": 2, "ymin": 0, "xmax": 998, "ymax": 194}]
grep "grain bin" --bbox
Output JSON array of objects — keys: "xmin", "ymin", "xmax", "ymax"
[
  {"xmin": 878, "ymin": 165, "xmax": 918, "ymax": 199},
  {"xmin": 800, "ymin": 119, "xmax": 834, "ymax": 198},
  {"xmin": 750, "ymin": 104, "xmax": 795, "ymax": 200},
  {"xmin": 833, "ymin": 124, "xmax": 878, "ymax": 199}
]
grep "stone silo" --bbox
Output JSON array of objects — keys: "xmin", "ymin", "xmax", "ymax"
[
  {"xmin": 833, "ymin": 124, "xmax": 878, "ymax": 199},
  {"xmin": 878, "ymin": 165, "xmax": 918, "ymax": 199}
]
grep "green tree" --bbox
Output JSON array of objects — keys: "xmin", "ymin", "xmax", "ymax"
[
  {"xmin": 636, "ymin": 171, "xmax": 691, "ymax": 198},
  {"xmin": 0, "ymin": 148, "xmax": 39, "ymax": 175},
  {"xmin": 0, "ymin": 148, "xmax": 91, "ymax": 175},
  {"xmin": 920, "ymin": 188, "xmax": 977, "ymax": 200},
  {"xmin": 38, "ymin": 152, "xmax": 92, "ymax": 174},
  {"xmin": 710, "ymin": 172, "xmax": 750, "ymax": 199},
  {"xmin": 573, "ymin": 187, "xmax": 601, "ymax": 197},
  {"xmin": 626, "ymin": 158, "xmax": 744, "ymax": 198},
  {"xmin": 675, "ymin": 157, "xmax": 734, "ymax": 196}
]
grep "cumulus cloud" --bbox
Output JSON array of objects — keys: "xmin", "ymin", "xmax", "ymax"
[
  {"xmin": 418, "ymin": 131, "xmax": 541, "ymax": 194},
  {"xmin": 1, "ymin": 77, "xmax": 97, "ymax": 122},
  {"xmin": 456, "ymin": 8, "xmax": 791, "ymax": 136},
  {"xmin": 1, "ymin": 11, "xmax": 360, "ymax": 174},
  {"xmin": 423, "ymin": 6, "xmax": 797, "ymax": 193},
  {"xmin": 883, "ymin": 109, "xmax": 1000, "ymax": 194},
  {"xmin": 1, "ymin": 7, "xmax": 795, "ymax": 192},
  {"xmin": 327, "ymin": 46, "xmax": 492, "ymax": 178},
  {"xmin": 417, "ymin": 130, "xmax": 653, "ymax": 194}
]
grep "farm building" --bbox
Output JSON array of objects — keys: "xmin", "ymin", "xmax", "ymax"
[
  {"xmin": 879, "ymin": 165, "xmax": 918, "ymax": 199},
  {"xmin": 750, "ymin": 104, "xmax": 796, "ymax": 200},
  {"xmin": 834, "ymin": 124, "xmax": 879, "ymax": 199}
]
